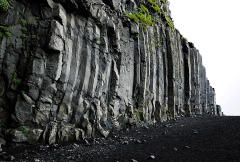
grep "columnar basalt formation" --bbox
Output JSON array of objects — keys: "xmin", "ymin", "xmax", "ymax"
[{"xmin": 0, "ymin": 0, "xmax": 221, "ymax": 145}]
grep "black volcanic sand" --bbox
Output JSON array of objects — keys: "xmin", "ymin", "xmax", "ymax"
[{"xmin": 1, "ymin": 116, "xmax": 240, "ymax": 162}]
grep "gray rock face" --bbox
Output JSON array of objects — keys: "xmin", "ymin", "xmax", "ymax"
[
  {"xmin": 0, "ymin": 0, "xmax": 221, "ymax": 144},
  {"xmin": 216, "ymin": 105, "xmax": 223, "ymax": 116}
]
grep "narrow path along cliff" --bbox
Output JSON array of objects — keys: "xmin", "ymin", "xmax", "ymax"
[{"xmin": 1, "ymin": 116, "xmax": 240, "ymax": 161}]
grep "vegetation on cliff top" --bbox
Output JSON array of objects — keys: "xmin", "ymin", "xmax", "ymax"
[
  {"xmin": 126, "ymin": 0, "xmax": 175, "ymax": 31},
  {"xmin": 0, "ymin": 0, "xmax": 9, "ymax": 12}
]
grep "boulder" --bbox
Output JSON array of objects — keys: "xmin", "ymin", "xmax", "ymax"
[
  {"xmin": 0, "ymin": 137, "xmax": 6, "ymax": 145},
  {"xmin": 15, "ymin": 101, "xmax": 33, "ymax": 123}
]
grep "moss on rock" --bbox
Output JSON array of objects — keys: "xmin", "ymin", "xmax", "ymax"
[{"xmin": 0, "ymin": 0, "xmax": 9, "ymax": 12}]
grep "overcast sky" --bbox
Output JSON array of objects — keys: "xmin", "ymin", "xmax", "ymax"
[{"xmin": 169, "ymin": 0, "xmax": 240, "ymax": 116}]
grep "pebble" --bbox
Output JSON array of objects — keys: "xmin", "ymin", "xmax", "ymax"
[
  {"xmin": 34, "ymin": 158, "xmax": 40, "ymax": 162},
  {"xmin": 10, "ymin": 156, "xmax": 15, "ymax": 160},
  {"xmin": 84, "ymin": 139, "xmax": 90, "ymax": 146},
  {"xmin": 144, "ymin": 126, "xmax": 149, "ymax": 129},
  {"xmin": 193, "ymin": 130, "xmax": 198, "ymax": 134},
  {"xmin": 185, "ymin": 146, "xmax": 190, "ymax": 149},
  {"xmin": 149, "ymin": 155, "xmax": 155, "ymax": 159},
  {"xmin": 5, "ymin": 155, "xmax": 15, "ymax": 161},
  {"xmin": 122, "ymin": 141, "xmax": 129, "ymax": 145},
  {"xmin": 120, "ymin": 136, "xmax": 128, "ymax": 140},
  {"xmin": 0, "ymin": 144, "xmax": 2, "ymax": 152},
  {"xmin": 162, "ymin": 131, "xmax": 167, "ymax": 135},
  {"xmin": 173, "ymin": 148, "xmax": 178, "ymax": 151},
  {"xmin": 135, "ymin": 140, "xmax": 141, "ymax": 144},
  {"xmin": 131, "ymin": 159, "xmax": 138, "ymax": 162},
  {"xmin": 73, "ymin": 143, "xmax": 79, "ymax": 147},
  {"xmin": 51, "ymin": 144, "xmax": 58, "ymax": 148},
  {"xmin": 95, "ymin": 141, "xmax": 100, "ymax": 144}
]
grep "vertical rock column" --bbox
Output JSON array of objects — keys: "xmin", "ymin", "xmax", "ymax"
[
  {"xmin": 200, "ymin": 63, "xmax": 208, "ymax": 114},
  {"xmin": 216, "ymin": 105, "xmax": 222, "ymax": 116},
  {"xmin": 165, "ymin": 28, "xmax": 185, "ymax": 118},
  {"xmin": 175, "ymin": 32, "xmax": 185, "ymax": 115},
  {"xmin": 153, "ymin": 24, "xmax": 165, "ymax": 122},
  {"xmin": 165, "ymin": 27, "xmax": 176, "ymax": 118},
  {"xmin": 206, "ymin": 79, "xmax": 210, "ymax": 113},
  {"xmin": 182, "ymin": 39, "xmax": 191, "ymax": 116},
  {"xmin": 137, "ymin": 28, "xmax": 148, "ymax": 121},
  {"xmin": 160, "ymin": 24, "xmax": 168, "ymax": 121},
  {"xmin": 194, "ymin": 51, "xmax": 201, "ymax": 114}
]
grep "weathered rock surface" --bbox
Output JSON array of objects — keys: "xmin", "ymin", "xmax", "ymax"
[{"xmin": 0, "ymin": 0, "xmax": 221, "ymax": 144}]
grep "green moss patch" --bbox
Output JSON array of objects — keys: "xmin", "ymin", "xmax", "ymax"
[
  {"xmin": 0, "ymin": 0, "xmax": 10, "ymax": 12},
  {"xmin": 12, "ymin": 72, "xmax": 21, "ymax": 84},
  {"xmin": 0, "ymin": 26, "xmax": 11, "ymax": 37}
]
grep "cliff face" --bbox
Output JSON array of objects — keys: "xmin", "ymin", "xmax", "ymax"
[{"xmin": 0, "ymin": 0, "xmax": 222, "ymax": 145}]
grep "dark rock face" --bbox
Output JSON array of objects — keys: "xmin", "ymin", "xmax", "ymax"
[{"xmin": 0, "ymin": 0, "xmax": 221, "ymax": 144}]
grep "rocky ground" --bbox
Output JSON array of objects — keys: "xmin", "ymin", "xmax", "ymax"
[{"xmin": 0, "ymin": 116, "xmax": 240, "ymax": 162}]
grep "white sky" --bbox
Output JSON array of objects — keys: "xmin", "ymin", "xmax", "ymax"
[{"xmin": 169, "ymin": 0, "xmax": 240, "ymax": 116}]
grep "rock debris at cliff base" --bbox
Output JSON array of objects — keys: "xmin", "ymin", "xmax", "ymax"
[
  {"xmin": 2, "ymin": 116, "xmax": 239, "ymax": 162},
  {"xmin": 0, "ymin": 0, "xmax": 222, "ymax": 145}
]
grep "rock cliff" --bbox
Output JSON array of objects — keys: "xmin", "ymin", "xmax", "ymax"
[{"xmin": 0, "ymin": 0, "xmax": 222, "ymax": 145}]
